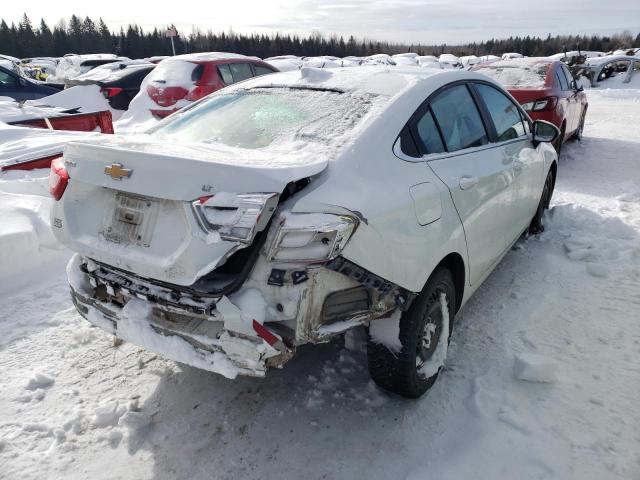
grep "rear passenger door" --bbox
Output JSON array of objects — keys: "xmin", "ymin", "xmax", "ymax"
[
  {"xmin": 412, "ymin": 83, "xmax": 516, "ymax": 285},
  {"xmin": 472, "ymin": 82, "xmax": 543, "ymax": 239}
]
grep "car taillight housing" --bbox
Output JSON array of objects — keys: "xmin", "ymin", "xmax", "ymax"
[
  {"xmin": 522, "ymin": 96, "xmax": 558, "ymax": 112},
  {"xmin": 48, "ymin": 157, "xmax": 69, "ymax": 201},
  {"xmin": 185, "ymin": 85, "xmax": 215, "ymax": 101},
  {"xmin": 101, "ymin": 87, "xmax": 123, "ymax": 98},
  {"xmin": 267, "ymin": 214, "xmax": 358, "ymax": 263},
  {"xmin": 192, "ymin": 193, "xmax": 279, "ymax": 243},
  {"xmin": 147, "ymin": 85, "xmax": 188, "ymax": 107}
]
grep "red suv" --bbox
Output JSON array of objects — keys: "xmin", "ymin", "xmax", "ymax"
[
  {"xmin": 144, "ymin": 53, "xmax": 278, "ymax": 119},
  {"xmin": 473, "ymin": 58, "xmax": 588, "ymax": 153}
]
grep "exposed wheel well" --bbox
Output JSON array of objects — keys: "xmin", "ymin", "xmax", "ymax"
[{"xmin": 434, "ymin": 253, "xmax": 465, "ymax": 313}]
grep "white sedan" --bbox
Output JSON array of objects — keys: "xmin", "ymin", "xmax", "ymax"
[{"xmin": 49, "ymin": 66, "xmax": 559, "ymax": 398}]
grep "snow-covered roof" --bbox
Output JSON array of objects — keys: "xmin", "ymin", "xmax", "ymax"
[
  {"xmin": 165, "ymin": 52, "xmax": 261, "ymax": 63},
  {"xmin": 586, "ymin": 55, "xmax": 638, "ymax": 66},
  {"xmin": 481, "ymin": 57, "xmax": 553, "ymax": 68},
  {"xmin": 226, "ymin": 65, "xmax": 448, "ymax": 97}
]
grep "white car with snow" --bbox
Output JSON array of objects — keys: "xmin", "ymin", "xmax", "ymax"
[{"xmin": 49, "ymin": 66, "xmax": 559, "ymax": 398}]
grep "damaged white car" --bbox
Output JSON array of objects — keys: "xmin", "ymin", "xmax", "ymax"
[{"xmin": 50, "ymin": 66, "xmax": 559, "ymax": 398}]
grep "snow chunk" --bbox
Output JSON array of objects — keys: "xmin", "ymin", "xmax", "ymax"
[
  {"xmin": 586, "ymin": 262, "xmax": 609, "ymax": 278},
  {"xmin": 117, "ymin": 298, "xmax": 240, "ymax": 379},
  {"xmin": 513, "ymin": 353, "xmax": 557, "ymax": 383},
  {"xmin": 25, "ymin": 372, "xmax": 55, "ymax": 390},
  {"xmin": 369, "ymin": 309, "xmax": 402, "ymax": 352},
  {"xmin": 229, "ymin": 288, "xmax": 267, "ymax": 325},
  {"xmin": 91, "ymin": 402, "xmax": 126, "ymax": 428}
]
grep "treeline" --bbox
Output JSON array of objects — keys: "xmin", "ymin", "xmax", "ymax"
[{"xmin": 1, "ymin": 13, "xmax": 639, "ymax": 59}]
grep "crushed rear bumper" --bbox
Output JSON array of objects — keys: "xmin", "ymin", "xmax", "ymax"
[{"xmin": 67, "ymin": 254, "xmax": 293, "ymax": 378}]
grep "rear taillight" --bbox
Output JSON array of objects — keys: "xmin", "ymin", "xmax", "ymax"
[
  {"xmin": 147, "ymin": 85, "xmax": 188, "ymax": 107},
  {"xmin": 101, "ymin": 87, "xmax": 123, "ymax": 98},
  {"xmin": 48, "ymin": 157, "xmax": 69, "ymax": 201},
  {"xmin": 185, "ymin": 85, "xmax": 215, "ymax": 101},
  {"xmin": 192, "ymin": 193, "xmax": 279, "ymax": 243},
  {"xmin": 522, "ymin": 96, "xmax": 558, "ymax": 112}
]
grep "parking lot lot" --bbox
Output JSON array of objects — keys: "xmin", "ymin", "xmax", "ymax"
[{"xmin": 1, "ymin": 88, "xmax": 638, "ymax": 479}]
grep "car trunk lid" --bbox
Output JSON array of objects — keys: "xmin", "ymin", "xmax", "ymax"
[{"xmin": 54, "ymin": 136, "xmax": 326, "ymax": 286}]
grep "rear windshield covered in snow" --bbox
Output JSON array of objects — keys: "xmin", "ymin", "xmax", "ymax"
[
  {"xmin": 475, "ymin": 64, "xmax": 549, "ymax": 88},
  {"xmin": 150, "ymin": 87, "xmax": 377, "ymax": 149}
]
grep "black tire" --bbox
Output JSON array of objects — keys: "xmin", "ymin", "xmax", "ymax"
[
  {"xmin": 529, "ymin": 169, "xmax": 554, "ymax": 235},
  {"xmin": 572, "ymin": 107, "xmax": 587, "ymax": 141},
  {"xmin": 367, "ymin": 267, "xmax": 455, "ymax": 399}
]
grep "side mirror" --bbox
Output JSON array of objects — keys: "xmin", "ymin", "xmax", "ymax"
[
  {"xmin": 18, "ymin": 78, "xmax": 28, "ymax": 88},
  {"xmin": 532, "ymin": 120, "xmax": 560, "ymax": 146}
]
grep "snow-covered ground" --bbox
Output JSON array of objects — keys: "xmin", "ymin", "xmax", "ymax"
[{"xmin": 1, "ymin": 87, "xmax": 639, "ymax": 480}]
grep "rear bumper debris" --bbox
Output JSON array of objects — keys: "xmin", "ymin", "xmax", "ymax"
[{"xmin": 67, "ymin": 255, "xmax": 293, "ymax": 378}]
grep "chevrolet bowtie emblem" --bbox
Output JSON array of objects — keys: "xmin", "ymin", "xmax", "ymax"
[{"xmin": 104, "ymin": 163, "xmax": 132, "ymax": 180}]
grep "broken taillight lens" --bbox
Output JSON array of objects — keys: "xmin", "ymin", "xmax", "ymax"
[
  {"xmin": 267, "ymin": 214, "xmax": 358, "ymax": 263},
  {"xmin": 48, "ymin": 157, "xmax": 69, "ymax": 201},
  {"xmin": 192, "ymin": 193, "xmax": 279, "ymax": 243}
]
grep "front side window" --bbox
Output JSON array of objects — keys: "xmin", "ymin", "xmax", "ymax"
[
  {"xmin": 556, "ymin": 68, "xmax": 570, "ymax": 90},
  {"xmin": 561, "ymin": 65, "xmax": 576, "ymax": 89},
  {"xmin": 229, "ymin": 63, "xmax": 253, "ymax": 82},
  {"xmin": 254, "ymin": 65, "xmax": 276, "ymax": 77},
  {"xmin": 430, "ymin": 84, "xmax": 488, "ymax": 152},
  {"xmin": 475, "ymin": 84, "xmax": 526, "ymax": 141},
  {"xmin": 0, "ymin": 69, "xmax": 18, "ymax": 86}
]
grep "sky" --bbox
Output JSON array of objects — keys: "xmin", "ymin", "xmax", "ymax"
[{"xmin": 2, "ymin": 0, "xmax": 639, "ymax": 45}]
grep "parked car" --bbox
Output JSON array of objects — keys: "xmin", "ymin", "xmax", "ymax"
[
  {"xmin": 50, "ymin": 67, "xmax": 559, "ymax": 398},
  {"xmin": 50, "ymin": 54, "xmax": 129, "ymax": 83},
  {"xmin": 439, "ymin": 54, "xmax": 462, "ymax": 69},
  {"xmin": 417, "ymin": 55, "xmax": 442, "ymax": 69},
  {"xmin": 581, "ymin": 55, "xmax": 640, "ymax": 87},
  {"xmin": 473, "ymin": 58, "xmax": 588, "ymax": 153},
  {"xmin": 141, "ymin": 53, "xmax": 278, "ymax": 119},
  {"xmin": 65, "ymin": 63, "xmax": 156, "ymax": 111},
  {"xmin": 0, "ymin": 65, "xmax": 59, "ymax": 100},
  {"xmin": 264, "ymin": 55, "xmax": 303, "ymax": 71}
]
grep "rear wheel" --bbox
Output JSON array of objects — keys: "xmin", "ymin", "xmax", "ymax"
[
  {"xmin": 572, "ymin": 108, "xmax": 586, "ymax": 141},
  {"xmin": 367, "ymin": 267, "xmax": 455, "ymax": 399},
  {"xmin": 529, "ymin": 169, "xmax": 554, "ymax": 235}
]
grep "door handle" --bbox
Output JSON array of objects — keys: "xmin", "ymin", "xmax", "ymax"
[{"xmin": 459, "ymin": 176, "xmax": 478, "ymax": 190}]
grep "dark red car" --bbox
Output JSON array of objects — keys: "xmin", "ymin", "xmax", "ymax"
[
  {"xmin": 473, "ymin": 58, "xmax": 588, "ymax": 153},
  {"xmin": 143, "ymin": 53, "xmax": 278, "ymax": 119}
]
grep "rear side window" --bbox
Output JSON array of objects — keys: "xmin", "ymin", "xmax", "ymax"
[
  {"xmin": 229, "ymin": 63, "xmax": 253, "ymax": 82},
  {"xmin": 218, "ymin": 64, "xmax": 233, "ymax": 84},
  {"xmin": 560, "ymin": 65, "xmax": 575, "ymax": 88},
  {"xmin": 415, "ymin": 109, "xmax": 445, "ymax": 154},
  {"xmin": 191, "ymin": 64, "xmax": 205, "ymax": 82},
  {"xmin": 474, "ymin": 84, "xmax": 526, "ymax": 141},
  {"xmin": 556, "ymin": 68, "xmax": 570, "ymax": 90},
  {"xmin": 254, "ymin": 65, "xmax": 276, "ymax": 77},
  {"xmin": 430, "ymin": 85, "xmax": 488, "ymax": 152}
]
